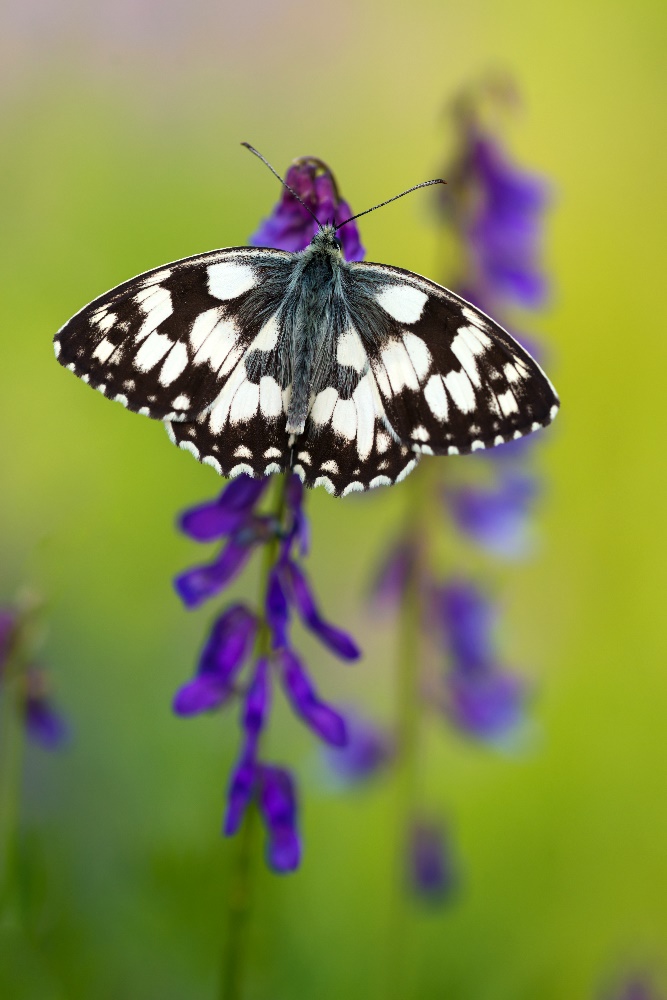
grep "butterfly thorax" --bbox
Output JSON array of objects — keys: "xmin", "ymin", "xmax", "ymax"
[{"xmin": 284, "ymin": 225, "xmax": 347, "ymax": 436}]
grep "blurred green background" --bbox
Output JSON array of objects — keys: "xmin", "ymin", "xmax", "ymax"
[{"xmin": 0, "ymin": 0, "xmax": 665, "ymax": 997}]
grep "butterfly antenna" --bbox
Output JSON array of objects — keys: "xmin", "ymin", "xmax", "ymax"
[
  {"xmin": 335, "ymin": 178, "xmax": 446, "ymax": 231},
  {"xmin": 241, "ymin": 142, "xmax": 323, "ymax": 229}
]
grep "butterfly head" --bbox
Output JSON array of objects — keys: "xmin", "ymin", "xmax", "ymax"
[{"xmin": 310, "ymin": 223, "xmax": 344, "ymax": 260}]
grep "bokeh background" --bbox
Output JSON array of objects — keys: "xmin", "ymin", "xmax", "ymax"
[{"xmin": 1, "ymin": 0, "xmax": 665, "ymax": 997}]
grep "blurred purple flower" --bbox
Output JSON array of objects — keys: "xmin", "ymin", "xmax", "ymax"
[
  {"xmin": 279, "ymin": 649, "xmax": 347, "ymax": 747},
  {"xmin": 324, "ymin": 710, "xmax": 394, "ymax": 783},
  {"xmin": 250, "ymin": 155, "xmax": 365, "ymax": 262},
  {"xmin": 369, "ymin": 539, "xmax": 415, "ymax": 613},
  {"xmin": 23, "ymin": 666, "xmax": 69, "ymax": 750},
  {"xmin": 408, "ymin": 820, "xmax": 456, "ymax": 903},
  {"xmin": 445, "ymin": 472, "xmax": 538, "ymax": 558},
  {"xmin": 604, "ymin": 975, "xmax": 664, "ymax": 1000},
  {"xmin": 258, "ymin": 765, "xmax": 301, "ymax": 873}
]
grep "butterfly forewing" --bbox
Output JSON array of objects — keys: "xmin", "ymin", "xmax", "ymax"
[
  {"xmin": 54, "ymin": 247, "xmax": 292, "ymax": 422},
  {"xmin": 345, "ymin": 261, "xmax": 559, "ymax": 458}
]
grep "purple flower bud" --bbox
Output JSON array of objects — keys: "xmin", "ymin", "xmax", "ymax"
[
  {"xmin": 283, "ymin": 560, "xmax": 361, "ymax": 661},
  {"xmin": 179, "ymin": 476, "xmax": 268, "ymax": 541},
  {"xmin": 446, "ymin": 668, "xmax": 525, "ymax": 741},
  {"xmin": 258, "ymin": 765, "xmax": 301, "ymax": 873},
  {"xmin": 285, "ymin": 474, "xmax": 309, "ymax": 556},
  {"xmin": 439, "ymin": 582, "xmax": 495, "ymax": 671},
  {"xmin": 369, "ymin": 539, "xmax": 415, "ymax": 612},
  {"xmin": 173, "ymin": 605, "xmax": 256, "ymax": 717},
  {"xmin": 249, "ymin": 156, "xmax": 365, "ymax": 262},
  {"xmin": 323, "ymin": 710, "xmax": 394, "ymax": 782},
  {"xmin": 265, "ymin": 568, "xmax": 290, "ymax": 649},
  {"xmin": 408, "ymin": 820, "xmax": 456, "ymax": 902},
  {"xmin": 174, "ymin": 537, "xmax": 254, "ymax": 608},
  {"xmin": 24, "ymin": 668, "xmax": 69, "ymax": 750},
  {"xmin": 445, "ymin": 473, "xmax": 538, "ymax": 558},
  {"xmin": 223, "ymin": 739, "xmax": 258, "ymax": 836},
  {"xmin": 279, "ymin": 649, "xmax": 347, "ymax": 747},
  {"xmin": 243, "ymin": 658, "xmax": 271, "ymax": 738}
]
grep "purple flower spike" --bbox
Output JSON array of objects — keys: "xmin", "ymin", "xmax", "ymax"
[
  {"xmin": 266, "ymin": 569, "xmax": 290, "ymax": 650},
  {"xmin": 369, "ymin": 540, "xmax": 415, "ymax": 612},
  {"xmin": 469, "ymin": 136, "xmax": 549, "ymax": 308},
  {"xmin": 445, "ymin": 473, "xmax": 538, "ymax": 558},
  {"xmin": 175, "ymin": 537, "xmax": 254, "ymax": 608},
  {"xmin": 280, "ymin": 650, "xmax": 347, "ymax": 747},
  {"xmin": 408, "ymin": 820, "xmax": 456, "ymax": 902},
  {"xmin": 250, "ymin": 156, "xmax": 365, "ymax": 262},
  {"xmin": 173, "ymin": 605, "xmax": 256, "ymax": 717},
  {"xmin": 446, "ymin": 669, "xmax": 525, "ymax": 741},
  {"xmin": 284, "ymin": 561, "xmax": 361, "ymax": 661},
  {"xmin": 179, "ymin": 476, "xmax": 268, "ymax": 541},
  {"xmin": 258, "ymin": 766, "xmax": 301, "ymax": 873},
  {"xmin": 324, "ymin": 710, "xmax": 394, "ymax": 782},
  {"xmin": 439, "ymin": 582, "xmax": 495, "ymax": 671},
  {"xmin": 223, "ymin": 740, "xmax": 258, "ymax": 836}
]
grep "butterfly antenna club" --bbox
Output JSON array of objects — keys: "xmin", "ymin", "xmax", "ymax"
[
  {"xmin": 241, "ymin": 142, "xmax": 323, "ymax": 230},
  {"xmin": 335, "ymin": 178, "xmax": 446, "ymax": 231}
]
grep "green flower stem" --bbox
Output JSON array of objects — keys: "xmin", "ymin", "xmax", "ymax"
[
  {"xmin": 0, "ymin": 620, "xmax": 29, "ymax": 918},
  {"xmin": 386, "ymin": 462, "xmax": 432, "ymax": 1000},
  {"xmin": 218, "ymin": 473, "xmax": 289, "ymax": 1000}
]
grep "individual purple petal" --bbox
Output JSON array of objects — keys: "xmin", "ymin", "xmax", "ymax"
[
  {"xmin": 285, "ymin": 474, "xmax": 309, "ymax": 556},
  {"xmin": 368, "ymin": 539, "xmax": 415, "ymax": 612},
  {"xmin": 446, "ymin": 668, "xmax": 526, "ymax": 741},
  {"xmin": 249, "ymin": 156, "xmax": 364, "ymax": 261},
  {"xmin": 223, "ymin": 739, "xmax": 258, "ymax": 836},
  {"xmin": 439, "ymin": 581, "xmax": 495, "ymax": 671},
  {"xmin": 243, "ymin": 658, "xmax": 271, "ymax": 738},
  {"xmin": 445, "ymin": 473, "xmax": 538, "ymax": 558},
  {"xmin": 174, "ymin": 538, "xmax": 254, "ymax": 608},
  {"xmin": 279, "ymin": 649, "xmax": 347, "ymax": 747},
  {"xmin": 283, "ymin": 561, "xmax": 361, "ymax": 661},
  {"xmin": 323, "ymin": 710, "xmax": 394, "ymax": 782},
  {"xmin": 257, "ymin": 765, "xmax": 301, "ymax": 873},
  {"xmin": 265, "ymin": 568, "xmax": 290, "ymax": 650},
  {"xmin": 173, "ymin": 674, "xmax": 235, "ymax": 716},
  {"xmin": 199, "ymin": 605, "xmax": 257, "ymax": 678},
  {"xmin": 179, "ymin": 475, "xmax": 268, "ymax": 541},
  {"xmin": 408, "ymin": 820, "xmax": 456, "ymax": 902}
]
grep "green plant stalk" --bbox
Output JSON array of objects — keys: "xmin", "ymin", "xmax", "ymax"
[{"xmin": 218, "ymin": 473, "xmax": 289, "ymax": 1000}]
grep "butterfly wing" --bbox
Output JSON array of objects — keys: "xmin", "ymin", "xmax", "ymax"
[
  {"xmin": 294, "ymin": 260, "xmax": 558, "ymax": 495},
  {"xmin": 54, "ymin": 246, "xmax": 293, "ymax": 422}
]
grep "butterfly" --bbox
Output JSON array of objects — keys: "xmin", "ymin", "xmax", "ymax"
[{"xmin": 54, "ymin": 161, "xmax": 559, "ymax": 498}]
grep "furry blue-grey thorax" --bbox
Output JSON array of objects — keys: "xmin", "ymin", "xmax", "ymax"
[{"xmin": 54, "ymin": 218, "xmax": 559, "ymax": 497}]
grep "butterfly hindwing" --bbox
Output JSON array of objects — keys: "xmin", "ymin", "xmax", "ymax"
[
  {"xmin": 344, "ymin": 261, "xmax": 559, "ymax": 457},
  {"xmin": 54, "ymin": 247, "xmax": 293, "ymax": 422}
]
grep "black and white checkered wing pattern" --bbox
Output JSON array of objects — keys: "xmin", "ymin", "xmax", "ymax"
[
  {"xmin": 349, "ymin": 261, "xmax": 558, "ymax": 456},
  {"xmin": 295, "ymin": 262, "xmax": 558, "ymax": 496},
  {"xmin": 54, "ymin": 247, "xmax": 293, "ymax": 423}
]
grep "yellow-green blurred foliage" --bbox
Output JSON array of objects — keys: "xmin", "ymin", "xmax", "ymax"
[{"xmin": 0, "ymin": 0, "xmax": 665, "ymax": 997}]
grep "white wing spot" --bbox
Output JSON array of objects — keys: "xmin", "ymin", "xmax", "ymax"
[
  {"xmin": 370, "ymin": 475, "xmax": 392, "ymax": 489},
  {"xmin": 376, "ymin": 431, "xmax": 391, "ymax": 454},
  {"xmin": 264, "ymin": 447, "xmax": 282, "ymax": 459},
  {"xmin": 497, "ymin": 390, "xmax": 519, "ymax": 417},
  {"xmin": 444, "ymin": 370, "xmax": 476, "ymax": 413},
  {"xmin": 494, "ymin": 434, "xmax": 505, "ymax": 446},
  {"xmin": 180, "ymin": 440, "xmax": 200, "ymax": 460},
  {"xmin": 549, "ymin": 404, "xmax": 559, "ymax": 420},
  {"xmin": 503, "ymin": 363, "xmax": 522, "ymax": 384},
  {"xmin": 253, "ymin": 314, "xmax": 280, "ymax": 352},
  {"xmin": 320, "ymin": 460, "xmax": 339, "ymax": 474},
  {"xmin": 352, "ymin": 374, "xmax": 375, "ymax": 461},
  {"xmin": 402, "ymin": 332, "xmax": 432, "ymax": 380},
  {"xmin": 93, "ymin": 338, "xmax": 117, "ymax": 364},
  {"xmin": 207, "ymin": 262, "xmax": 257, "ymax": 300},
  {"xmin": 380, "ymin": 340, "xmax": 419, "ymax": 393},
  {"xmin": 229, "ymin": 382, "xmax": 260, "ymax": 424},
  {"xmin": 135, "ymin": 331, "xmax": 172, "ymax": 371},
  {"xmin": 447, "ymin": 445, "xmax": 459, "ymax": 455},
  {"xmin": 337, "ymin": 328, "xmax": 367, "ymax": 373},
  {"xmin": 159, "ymin": 341, "xmax": 188, "ymax": 386},
  {"xmin": 98, "ymin": 313, "xmax": 116, "ymax": 333},
  {"xmin": 412, "ymin": 425, "xmax": 430, "ymax": 442},
  {"xmin": 142, "ymin": 268, "xmax": 172, "ymax": 287},
  {"xmin": 342, "ymin": 482, "xmax": 364, "ymax": 497},
  {"xmin": 376, "ymin": 284, "xmax": 428, "ymax": 324},
  {"xmin": 332, "ymin": 398, "xmax": 357, "ymax": 441},
  {"xmin": 395, "ymin": 459, "xmax": 417, "ymax": 484},
  {"xmin": 424, "ymin": 374, "xmax": 449, "ymax": 421},
  {"xmin": 313, "ymin": 476, "xmax": 335, "ymax": 494},
  {"xmin": 470, "ymin": 440, "xmax": 485, "ymax": 452},
  {"xmin": 228, "ymin": 463, "xmax": 255, "ymax": 478},
  {"xmin": 461, "ymin": 306, "xmax": 489, "ymax": 330},
  {"xmin": 259, "ymin": 375, "xmax": 283, "ymax": 418},
  {"xmin": 293, "ymin": 464, "xmax": 306, "ymax": 482},
  {"xmin": 114, "ymin": 394, "xmax": 128, "ymax": 407},
  {"xmin": 265, "ymin": 462, "xmax": 282, "ymax": 475},
  {"xmin": 172, "ymin": 394, "xmax": 190, "ymax": 410},
  {"xmin": 234, "ymin": 445, "xmax": 253, "ymax": 459},
  {"xmin": 311, "ymin": 386, "xmax": 339, "ymax": 426},
  {"xmin": 203, "ymin": 455, "xmax": 222, "ymax": 474},
  {"xmin": 297, "ymin": 452, "xmax": 312, "ymax": 465},
  {"xmin": 450, "ymin": 332, "xmax": 482, "ymax": 387}
]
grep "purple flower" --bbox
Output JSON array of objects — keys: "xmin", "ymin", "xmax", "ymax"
[
  {"xmin": 23, "ymin": 667, "xmax": 69, "ymax": 750},
  {"xmin": 280, "ymin": 559, "xmax": 361, "ymax": 662},
  {"xmin": 173, "ymin": 604, "xmax": 256, "ymax": 716},
  {"xmin": 174, "ymin": 537, "xmax": 255, "ymax": 608},
  {"xmin": 445, "ymin": 473, "xmax": 538, "ymax": 558},
  {"xmin": 279, "ymin": 649, "xmax": 347, "ymax": 747},
  {"xmin": 324, "ymin": 710, "xmax": 394, "ymax": 783},
  {"xmin": 258, "ymin": 766, "xmax": 301, "ymax": 873},
  {"xmin": 368, "ymin": 539, "xmax": 415, "ymax": 613},
  {"xmin": 408, "ymin": 820, "xmax": 456, "ymax": 902},
  {"xmin": 604, "ymin": 975, "xmax": 664, "ymax": 1000},
  {"xmin": 438, "ymin": 582, "xmax": 496, "ymax": 671},
  {"xmin": 179, "ymin": 477, "xmax": 269, "ymax": 541},
  {"xmin": 445, "ymin": 669, "xmax": 526, "ymax": 742},
  {"xmin": 250, "ymin": 156, "xmax": 365, "ymax": 261}
]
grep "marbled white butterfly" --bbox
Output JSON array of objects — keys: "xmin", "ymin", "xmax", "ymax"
[{"xmin": 54, "ymin": 147, "xmax": 559, "ymax": 497}]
